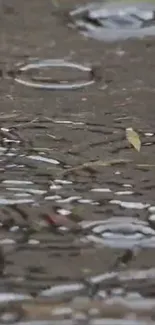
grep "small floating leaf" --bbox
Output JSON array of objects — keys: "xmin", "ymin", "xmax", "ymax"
[{"xmin": 126, "ymin": 128, "xmax": 141, "ymax": 152}]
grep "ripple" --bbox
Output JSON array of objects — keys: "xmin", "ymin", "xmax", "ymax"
[
  {"xmin": 80, "ymin": 217, "xmax": 155, "ymax": 248},
  {"xmin": 12, "ymin": 59, "xmax": 96, "ymax": 90},
  {"xmin": 5, "ymin": 320, "xmax": 155, "ymax": 325},
  {"xmin": 27, "ymin": 155, "xmax": 60, "ymax": 165},
  {"xmin": 51, "ymin": 120, "xmax": 84, "ymax": 125},
  {"xmin": 0, "ymin": 198, "xmax": 34, "ymax": 205},
  {"xmin": 3, "ymin": 180, "xmax": 33, "ymax": 185},
  {"xmin": 90, "ymin": 188, "xmax": 112, "ymax": 193},
  {"xmin": 5, "ymin": 293, "xmax": 155, "ymax": 325},
  {"xmin": 114, "ymin": 191, "xmax": 134, "ymax": 195},
  {"xmin": 110, "ymin": 200, "xmax": 150, "ymax": 209},
  {"xmin": 55, "ymin": 180, "xmax": 73, "ymax": 185},
  {"xmin": 0, "ymin": 293, "xmax": 31, "ymax": 302},
  {"xmin": 69, "ymin": 1, "xmax": 155, "ymax": 41},
  {"xmin": 6, "ymin": 187, "xmax": 46, "ymax": 195},
  {"xmin": 40, "ymin": 283, "xmax": 85, "ymax": 297}
]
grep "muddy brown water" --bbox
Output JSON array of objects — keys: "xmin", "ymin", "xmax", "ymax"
[{"xmin": 1, "ymin": 0, "xmax": 155, "ymax": 324}]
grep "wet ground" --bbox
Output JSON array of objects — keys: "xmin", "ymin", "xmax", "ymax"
[{"xmin": 1, "ymin": 0, "xmax": 155, "ymax": 324}]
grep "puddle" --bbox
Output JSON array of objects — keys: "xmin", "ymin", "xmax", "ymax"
[
  {"xmin": 1, "ymin": 0, "xmax": 155, "ymax": 323},
  {"xmin": 68, "ymin": 1, "xmax": 155, "ymax": 41}
]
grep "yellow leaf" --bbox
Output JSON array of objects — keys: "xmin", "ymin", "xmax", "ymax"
[{"xmin": 126, "ymin": 127, "xmax": 141, "ymax": 152}]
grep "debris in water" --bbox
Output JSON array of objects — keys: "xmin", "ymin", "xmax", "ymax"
[{"xmin": 126, "ymin": 127, "xmax": 141, "ymax": 152}]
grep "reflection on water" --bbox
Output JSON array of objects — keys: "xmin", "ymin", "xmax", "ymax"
[
  {"xmin": 68, "ymin": 1, "xmax": 155, "ymax": 41},
  {"xmin": 0, "ymin": 292, "xmax": 155, "ymax": 324},
  {"xmin": 1, "ymin": 0, "xmax": 155, "ymax": 324},
  {"xmin": 0, "ymin": 115, "xmax": 154, "ymax": 322},
  {"xmin": 12, "ymin": 59, "xmax": 96, "ymax": 90},
  {"xmin": 109, "ymin": 200, "xmax": 149, "ymax": 209},
  {"xmin": 80, "ymin": 217, "xmax": 155, "ymax": 248}
]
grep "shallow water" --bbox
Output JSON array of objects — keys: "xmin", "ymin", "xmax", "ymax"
[{"xmin": 1, "ymin": 0, "xmax": 155, "ymax": 324}]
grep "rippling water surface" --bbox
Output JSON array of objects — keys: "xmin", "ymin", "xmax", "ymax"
[
  {"xmin": 68, "ymin": 1, "xmax": 155, "ymax": 41},
  {"xmin": 1, "ymin": 0, "xmax": 155, "ymax": 324}
]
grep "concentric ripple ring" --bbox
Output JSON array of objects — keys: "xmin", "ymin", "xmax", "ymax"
[
  {"xmin": 69, "ymin": 1, "xmax": 155, "ymax": 42},
  {"xmin": 14, "ymin": 59, "xmax": 95, "ymax": 90}
]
